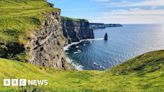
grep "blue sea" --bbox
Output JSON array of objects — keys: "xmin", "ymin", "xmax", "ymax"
[{"xmin": 65, "ymin": 24, "xmax": 164, "ymax": 70}]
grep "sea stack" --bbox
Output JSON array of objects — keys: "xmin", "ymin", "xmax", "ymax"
[{"xmin": 104, "ymin": 33, "xmax": 108, "ymax": 41}]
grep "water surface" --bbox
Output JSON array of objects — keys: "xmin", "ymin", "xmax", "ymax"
[{"xmin": 65, "ymin": 24, "xmax": 164, "ymax": 70}]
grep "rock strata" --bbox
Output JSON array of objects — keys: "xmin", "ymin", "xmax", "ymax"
[
  {"xmin": 61, "ymin": 17, "xmax": 94, "ymax": 44},
  {"xmin": 26, "ymin": 11, "xmax": 74, "ymax": 70}
]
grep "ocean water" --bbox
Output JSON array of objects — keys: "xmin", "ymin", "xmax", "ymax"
[{"xmin": 65, "ymin": 24, "xmax": 164, "ymax": 70}]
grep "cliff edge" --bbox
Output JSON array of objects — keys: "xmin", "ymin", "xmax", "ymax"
[
  {"xmin": 0, "ymin": 0, "xmax": 74, "ymax": 70},
  {"xmin": 61, "ymin": 17, "xmax": 94, "ymax": 44}
]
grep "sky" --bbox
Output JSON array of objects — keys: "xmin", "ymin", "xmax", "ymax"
[{"xmin": 48, "ymin": 0, "xmax": 164, "ymax": 24}]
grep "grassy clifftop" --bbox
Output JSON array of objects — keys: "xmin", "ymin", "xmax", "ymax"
[
  {"xmin": 0, "ymin": 0, "xmax": 58, "ymax": 44},
  {"xmin": 61, "ymin": 16, "xmax": 88, "ymax": 22},
  {"xmin": 111, "ymin": 50, "xmax": 164, "ymax": 75},
  {"xmin": 0, "ymin": 50, "xmax": 164, "ymax": 92}
]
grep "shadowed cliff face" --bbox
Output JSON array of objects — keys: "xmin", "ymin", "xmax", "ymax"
[
  {"xmin": 61, "ymin": 18, "xmax": 94, "ymax": 44},
  {"xmin": 25, "ymin": 11, "xmax": 74, "ymax": 70}
]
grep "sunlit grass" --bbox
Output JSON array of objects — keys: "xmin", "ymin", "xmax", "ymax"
[
  {"xmin": 0, "ymin": 50, "xmax": 164, "ymax": 92},
  {"xmin": 0, "ymin": 0, "xmax": 58, "ymax": 44}
]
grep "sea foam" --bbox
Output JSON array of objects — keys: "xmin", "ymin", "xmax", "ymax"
[
  {"xmin": 65, "ymin": 56, "xmax": 83, "ymax": 71},
  {"xmin": 63, "ymin": 38, "xmax": 105, "ymax": 51}
]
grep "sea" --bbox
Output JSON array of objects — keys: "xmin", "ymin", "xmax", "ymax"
[{"xmin": 64, "ymin": 24, "xmax": 164, "ymax": 70}]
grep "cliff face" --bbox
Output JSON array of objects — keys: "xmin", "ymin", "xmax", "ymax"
[
  {"xmin": 0, "ymin": 11, "xmax": 74, "ymax": 70},
  {"xmin": 0, "ymin": 0, "xmax": 94, "ymax": 70},
  {"xmin": 25, "ymin": 11, "xmax": 74, "ymax": 70},
  {"xmin": 61, "ymin": 17, "xmax": 94, "ymax": 43}
]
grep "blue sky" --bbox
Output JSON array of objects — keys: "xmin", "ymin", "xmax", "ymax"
[{"xmin": 48, "ymin": 0, "xmax": 164, "ymax": 24}]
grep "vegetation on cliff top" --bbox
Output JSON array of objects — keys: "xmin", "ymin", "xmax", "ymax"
[
  {"xmin": 61, "ymin": 16, "xmax": 88, "ymax": 22},
  {"xmin": 0, "ymin": 50, "xmax": 164, "ymax": 92},
  {"xmin": 0, "ymin": 0, "xmax": 59, "ymax": 44},
  {"xmin": 0, "ymin": 0, "xmax": 60, "ymax": 61}
]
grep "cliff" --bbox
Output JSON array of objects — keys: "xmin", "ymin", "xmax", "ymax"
[
  {"xmin": 61, "ymin": 17, "xmax": 94, "ymax": 43},
  {"xmin": 26, "ymin": 11, "xmax": 74, "ymax": 70},
  {"xmin": 105, "ymin": 24, "xmax": 123, "ymax": 27},
  {"xmin": 90, "ymin": 23, "xmax": 106, "ymax": 29},
  {"xmin": 0, "ymin": 0, "xmax": 74, "ymax": 70},
  {"xmin": 90, "ymin": 23, "xmax": 123, "ymax": 29}
]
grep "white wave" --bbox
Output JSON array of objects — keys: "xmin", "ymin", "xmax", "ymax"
[
  {"xmin": 63, "ymin": 38, "xmax": 107, "ymax": 51},
  {"xmin": 73, "ymin": 52, "xmax": 78, "ymax": 54},
  {"xmin": 63, "ymin": 38, "xmax": 111, "ymax": 70},
  {"xmin": 64, "ymin": 41, "xmax": 81, "ymax": 51},
  {"xmin": 73, "ymin": 50, "xmax": 82, "ymax": 54},
  {"xmin": 93, "ymin": 62, "xmax": 98, "ymax": 65},
  {"xmin": 77, "ymin": 50, "xmax": 81, "ymax": 52},
  {"xmin": 100, "ymin": 65, "xmax": 105, "ymax": 69},
  {"xmin": 64, "ymin": 39, "xmax": 91, "ymax": 51},
  {"xmin": 65, "ymin": 56, "xmax": 83, "ymax": 71},
  {"xmin": 85, "ymin": 38, "xmax": 111, "ymax": 41},
  {"xmin": 73, "ymin": 51, "xmax": 80, "ymax": 54},
  {"xmin": 76, "ymin": 46, "xmax": 79, "ymax": 48},
  {"xmin": 92, "ymin": 38, "xmax": 104, "ymax": 41}
]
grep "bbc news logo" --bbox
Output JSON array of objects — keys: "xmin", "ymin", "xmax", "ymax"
[{"xmin": 3, "ymin": 79, "xmax": 48, "ymax": 86}]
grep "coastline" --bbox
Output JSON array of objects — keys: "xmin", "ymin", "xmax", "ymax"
[
  {"xmin": 64, "ymin": 39, "xmax": 93, "ymax": 70},
  {"xmin": 64, "ymin": 38, "xmax": 104, "ymax": 51},
  {"xmin": 63, "ymin": 38, "xmax": 105, "ymax": 70}
]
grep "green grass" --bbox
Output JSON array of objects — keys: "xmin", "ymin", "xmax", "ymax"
[
  {"xmin": 0, "ymin": 0, "xmax": 164, "ymax": 92},
  {"xmin": 0, "ymin": 0, "xmax": 60, "ymax": 61},
  {"xmin": 0, "ymin": 50, "xmax": 164, "ymax": 92},
  {"xmin": 0, "ymin": 0, "xmax": 58, "ymax": 44},
  {"xmin": 61, "ymin": 16, "xmax": 88, "ymax": 22}
]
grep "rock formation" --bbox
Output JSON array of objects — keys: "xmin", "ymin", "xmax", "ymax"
[
  {"xmin": 61, "ymin": 17, "xmax": 94, "ymax": 44},
  {"xmin": 26, "ymin": 11, "xmax": 74, "ymax": 70},
  {"xmin": 104, "ymin": 33, "xmax": 108, "ymax": 41},
  {"xmin": 0, "ymin": 10, "xmax": 75, "ymax": 70}
]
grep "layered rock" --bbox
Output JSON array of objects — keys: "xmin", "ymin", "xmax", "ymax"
[
  {"xmin": 25, "ymin": 10, "xmax": 74, "ymax": 70},
  {"xmin": 61, "ymin": 17, "xmax": 94, "ymax": 44},
  {"xmin": 0, "ymin": 10, "xmax": 75, "ymax": 70}
]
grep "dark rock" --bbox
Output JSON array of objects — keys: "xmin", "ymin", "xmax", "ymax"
[
  {"xmin": 104, "ymin": 33, "xmax": 108, "ymax": 41},
  {"xmin": 61, "ymin": 17, "xmax": 94, "ymax": 44},
  {"xmin": 25, "ymin": 11, "xmax": 75, "ymax": 70}
]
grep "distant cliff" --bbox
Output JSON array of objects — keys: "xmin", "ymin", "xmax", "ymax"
[
  {"xmin": 105, "ymin": 24, "xmax": 123, "ymax": 27},
  {"xmin": 61, "ymin": 17, "xmax": 94, "ymax": 44},
  {"xmin": 90, "ymin": 23, "xmax": 123, "ymax": 29},
  {"xmin": 89, "ymin": 23, "xmax": 106, "ymax": 29}
]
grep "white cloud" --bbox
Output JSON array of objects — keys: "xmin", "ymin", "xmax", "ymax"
[
  {"xmin": 105, "ymin": 9, "xmax": 164, "ymax": 16},
  {"xmin": 94, "ymin": 0, "xmax": 164, "ymax": 7},
  {"xmin": 109, "ymin": 0, "xmax": 164, "ymax": 7},
  {"xmin": 89, "ymin": 9, "xmax": 164, "ymax": 24},
  {"xmin": 90, "ymin": 15, "xmax": 164, "ymax": 24},
  {"xmin": 93, "ymin": 0, "xmax": 110, "ymax": 2},
  {"xmin": 129, "ymin": 0, "xmax": 164, "ymax": 7}
]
